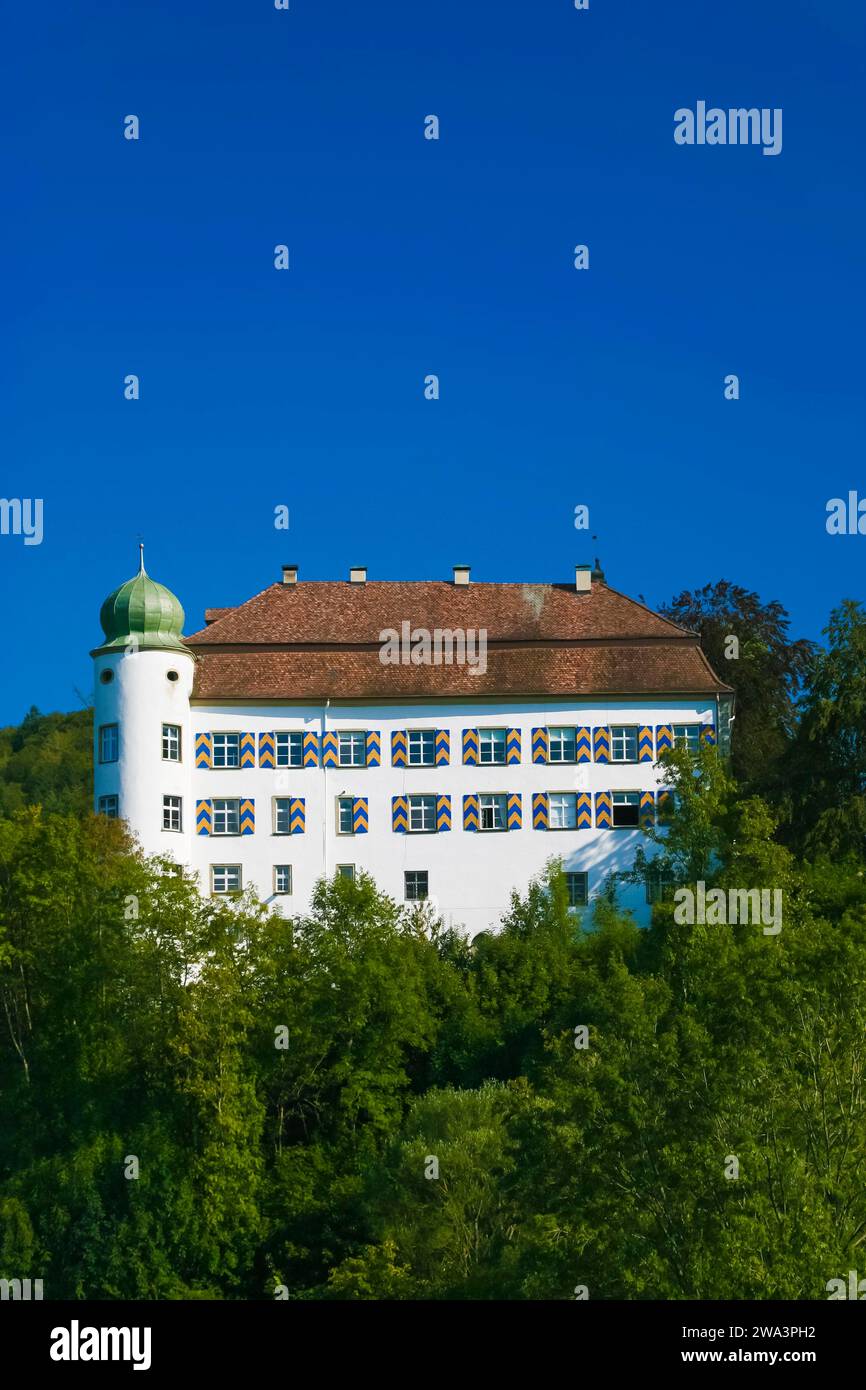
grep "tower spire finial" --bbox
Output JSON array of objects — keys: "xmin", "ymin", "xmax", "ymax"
[{"xmin": 138, "ymin": 540, "xmax": 146, "ymax": 576}]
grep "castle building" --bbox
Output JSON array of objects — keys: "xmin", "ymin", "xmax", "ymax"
[{"xmin": 92, "ymin": 555, "xmax": 732, "ymax": 934}]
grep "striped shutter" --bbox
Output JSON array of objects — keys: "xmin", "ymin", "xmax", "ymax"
[
  {"xmin": 289, "ymin": 798, "xmax": 305, "ymax": 834},
  {"xmin": 531, "ymin": 727, "xmax": 549, "ymax": 764},
  {"xmin": 366, "ymin": 731, "xmax": 381, "ymax": 766},
  {"xmin": 640, "ymin": 791, "xmax": 656, "ymax": 830},
  {"xmin": 195, "ymin": 733, "xmax": 212, "ymax": 769},
  {"xmin": 532, "ymin": 792, "xmax": 549, "ymax": 829},
  {"xmin": 593, "ymin": 727, "xmax": 611, "ymax": 763},
  {"xmin": 240, "ymin": 733, "xmax": 256, "ymax": 769},
  {"xmin": 701, "ymin": 723, "xmax": 717, "ymax": 747},
  {"xmin": 595, "ymin": 791, "xmax": 612, "ymax": 828},
  {"xmin": 353, "ymin": 797, "xmax": 369, "ymax": 833},
  {"xmin": 655, "ymin": 725, "xmax": 673, "ymax": 754},
  {"xmin": 575, "ymin": 727, "xmax": 592, "ymax": 763},
  {"xmin": 436, "ymin": 794, "xmax": 451, "ymax": 832},
  {"xmin": 463, "ymin": 794, "xmax": 480, "ymax": 831},
  {"xmin": 195, "ymin": 799, "xmax": 212, "ymax": 835},
  {"xmin": 303, "ymin": 731, "xmax": 320, "ymax": 767},
  {"xmin": 240, "ymin": 798, "xmax": 255, "ymax": 835},
  {"xmin": 576, "ymin": 792, "xmax": 592, "ymax": 829},
  {"xmin": 638, "ymin": 727, "xmax": 654, "ymax": 762},
  {"xmin": 656, "ymin": 788, "xmax": 674, "ymax": 819},
  {"xmin": 392, "ymin": 730, "xmax": 408, "ymax": 767},
  {"xmin": 322, "ymin": 732, "xmax": 339, "ymax": 767},
  {"xmin": 392, "ymin": 795, "xmax": 409, "ymax": 833},
  {"xmin": 258, "ymin": 732, "xmax": 276, "ymax": 768},
  {"xmin": 505, "ymin": 729, "xmax": 521, "ymax": 765},
  {"xmin": 463, "ymin": 729, "xmax": 479, "ymax": 765},
  {"xmin": 506, "ymin": 793, "xmax": 522, "ymax": 830},
  {"xmin": 435, "ymin": 729, "xmax": 450, "ymax": 766}
]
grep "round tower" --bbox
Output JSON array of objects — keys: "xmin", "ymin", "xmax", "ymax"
[{"xmin": 92, "ymin": 547, "xmax": 195, "ymax": 862}]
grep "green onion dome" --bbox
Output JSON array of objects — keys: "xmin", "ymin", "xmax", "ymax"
[{"xmin": 95, "ymin": 547, "xmax": 188, "ymax": 654}]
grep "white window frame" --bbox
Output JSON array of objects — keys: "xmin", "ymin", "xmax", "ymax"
[
  {"xmin": 211, "ymin": 864, "xmax": 242, "ymax": 895},
  {"xmin": 408, "ymin": 794, "xmax": 437, "ymax": 833},
  {"xmin": 212, "ymin": 798, "xmax": 240, "ymax": 835},
  {"xmin": 672, "ymin": 724, "xmax": 701, "ymax": 753},
  {"xmin": 274, "ymin": 865, "xmax": 293, "ymax": 895},
  {"xmin": 479, "ymin": 792, "xmax": 507, "ymax": 831},
  {"xmin": 478, "ymin": 728, "xmax": 507, "ymax": 765},
  {"xmin": 407, "ymin": 729, "xmax": 436, "ymax": 767},
  {"xmin": 273, "ymin": 798, "xmax": 292, "ymax": 835},
  {"xmin": 548, "ymin": 792, "xmax": 578, "ymax": 830},
  {"xmin": 337, "ymin": 796, "xmax": 355, "ymax": 835},
  {"xmin": 97, "ymin": 794, "xmax": 119, "ymax": 818},
  {"xmin": 338, "ymin": 731, "xmax": 367, "ymax": 767},
  {"xmin": 610, "ymin": 726, "xmax": 639, "ymax": 763},
  {"xmin": 275, "ymin": 731, "xmax": 304, "ymax": 767},
  {"xmin": 212, "ymin": 732, "xmax": 241, "ymax": 769},
  {"xmin": 162, "ymin": 795, "xmax": 182, "ymax": 832},
  {"xmin": 162, "ymin": 723, "xmax": 181, "ymax": 762},
  {"xmin": 611, "ymin": 791, "xmax": 640, "ymax": 828},
  {"xmin": 98, "ymin": 724, "xmax": 118, "ymax": 764},
  {"xmin": 548, "ymin": 727, "xmax": 576, "ymax": 764},
  {"xmin": 337, "ymin": 864, "xmax": 356, "ymax": 881},
  {"xmin": 405, "ymin": 870, "xmax": 429, "ymax": 902}
]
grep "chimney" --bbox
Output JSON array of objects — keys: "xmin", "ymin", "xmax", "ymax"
[
  {"xmin": 349, "ymin": 566, "xmax": 367, "ymax": 584},
  {"xmin": 575, "ymin": 564, "xmax": 592, "ymax": 593},
  {"xmin": 282, "ymin": 565, "xmax": 298, "ymax": 586},
  {"xmin": 453, "ymin": 565, "xmax": 470, "ymax": 586}
]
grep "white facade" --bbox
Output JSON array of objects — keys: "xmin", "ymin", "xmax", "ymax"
[{"xmin": 94, "ymin": 669, "xmax": 721, "ymax": 932}]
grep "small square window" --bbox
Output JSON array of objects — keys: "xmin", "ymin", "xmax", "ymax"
[
  {"xmin": 338, "ymin": 732, "xmax": 366, "ymax": 767},
  {"xmin": 408, "ymin": 794, "xmax": 436, "ymax": 832},
  {"xmin": 548, "ymin": 727, "xmax": 576, "ymax": 763},
  {"xmin": 337, "ymin": 797, "xmax": 355, "ymax": 834},
  {"xmin": 612, "ymin": 792, "xmax": 640, "ymax": 828},
  {"xmin": 610, "ymin": 726, "xmax": 638, "ymax": 763},
  {"xmin": 274, "ymin": 865, "xmax": 293, "ymax": 895},
  {"xmin": 98, "ymin": 724, "xmax": 118, "ymax": 764},
  {"xmin": 549, "ymin": 792, "xmax": 577, "ymax": 830},
  {"xmin": 97, "ymin": 794, "xmax": 119, "ymax": 818},
  {"xmin": 479, "ymin": 728, "xmax": 506, "ymax": 765},
  {"xmin": 162, "ymin": 795, "xmax": 182, "ymax": 832},
  {"xmin": 162, "ymin": 724, "xmax": 181, "ymax": 762},
  {"xmin": 672, "ymin": 724, "xmax": 700, "ymax": 752},
  {"xmin": 337, "ymin": 864, "xmax": 355, "ymax": 881},
  {"xmin": 408, "ymin": 730, "xmax": 436, "ymax": 766},
  {"xmin": 276, "ymin": 732, "xmax": 304, "ymax": 767},
  {"xmin": 405, "ymin": 870, "xmax": 429, "ymax": 901},
  {"xmin": 212, "ymin": 798, "xmax": 240, "ymax": 835},
  {"xmin": 565, "ymin": 871, "xmax": 588, "ymax": 907},
  {"xmin": 479, "ymin": 793, "xmax": 507, "ymax": 831},
  {"xmin": 212, "ymin": 865, "xmax": 241, "ymax": 895},
  {"xmin": 212, "ymin": 733, "xmax": 240, "ymax": 769}
]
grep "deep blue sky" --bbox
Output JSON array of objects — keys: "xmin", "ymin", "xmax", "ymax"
[{"xmin": 3, "ymin": 0, "xmax": 864, "ymax": 724}]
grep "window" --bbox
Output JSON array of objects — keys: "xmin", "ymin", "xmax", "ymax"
[
  {"xmin": 610, "ymin": 726, "xmax": 638, "ymax": 762},
  {"xmin": 212, "ymin": 798, "xmax": 240, "ymax": 835},
  {"xmin": 98, "ymin": 724, "xmax": 118, "ymax": 763},
  {"xmin": 337, "ymin": 797, "xmax": 355, "ymax": 834},
  {"xmin": 99, "ymin": 669, "xmax": 114, "ymax": 685},
  {"xmin": 97, "ymin": 794, "xmax": 119, "ymax": 818},
  {"xmin": 162, "ymin": 795, "xmax": 182, "ymax": 832},
  {"xmin": 612, "ymin": 792, "xmax": 640, "ymax": 828},
  {"xmin": 274, "ymin": 865, "xmax": 293, "ymax": 895},
  {"xmin": 549, "ymin": 792, "xmax": 577, "ymax": 830},
  {"xmin": 276, "ymin": 732, "xmax": 304, "ymax": 767},
  {"xmin": 338, "ymin": 731, "xmax": 366, "ymax": 767},
  {"xmin": 548, "ymin": 727, "xmax": 576, "ymax": 763},
  {"xmin": 408, "ymin": 729, "xmax": 436, "ymax": 766},
  {"xmin": 337, "ymin": 864, "xmax": 355, "ymax": 881},
  {"xmin": 405, "ymin": 870, "xmax": 429, "ymax": 902},
  {"xmin": 212, "ymin": 865, "xmax": 241, "ymax": 895},
  {"xmin": 479, "ymin": 728, "xmax": 506, "ymax": 765},
  {"xmin": 408, "ymin": 794, "xmax": 437, "ymax": 832},
  {"xmin": 565, "ymin": 871, "xmax": 589, "ymax": 907},
  {"xmin": 212, "ymin": 732, "xmax": 240, "ymax": 768},
  {"xmin": 645, "ymin": 870, "xmax": 675, "ymax": 904},
  {"xmin": 167, "ymin": 670, "xmax": 179, "ymax": 683},
  {"xmin": 672, "ymin": 724, "xmax": 700, "ymax": 752},
  {"xmin": 479, "ymin": 793, "xmax": 507, "ymax": 831},
  {"xmin": 273, "ymin": 799, "xmax": 292, "ymax": 834},
  {"xmin": 162, "ymin": 724, "xmax": 181, "ymax": 761}
]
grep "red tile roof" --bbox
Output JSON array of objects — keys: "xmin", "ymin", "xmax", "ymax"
[{"xmin": 184, "ymin": 580, "xmax": 731, "ymax": 701}]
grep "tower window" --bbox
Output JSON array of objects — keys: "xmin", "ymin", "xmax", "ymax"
[
  {"xmin": 167, "ymin": 670, "xmax": 179, "ymax": 683},
  {"xmin": 162, "ymin": 724, "xmax": 181, "ymax": 761},
  {"xmin": 98, "ymin": 724, "xmax": 119, "ymax": 764},
  {"xmin": 337, "ymin": 864, "xmax": 356, "ymax": 881},
  {"xmin": 97, "ymin": 795, "xmax": 119, "ymax": 819},
  {"xmin": 405, "ymin": 870, "xmax": 429, "ymax": 901},
  {"xmin": 99, "ymin": 669, "xmax": 114, "ymax": 685},
  {"xmin": 162, "ymin": 795, "xmax": 182, "ymax": 832}
]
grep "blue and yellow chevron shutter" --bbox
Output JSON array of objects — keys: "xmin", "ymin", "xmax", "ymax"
[
  {"xmin": 505, "ymin": 729, "xmax": 521, "ymax": 765},
  {"xmin": 289, "ymin": 798, "xmax": 305, "ymax": 834},
  {"xmin": 595, "ymin": 791, "xmax": 612, "ymax": 828},
  {"xmin": 392, "ymin": 795, "xmax": 408, "ymax": 833},
  {"xmin": 531, "ymin": 727, "xmax": 548, "ymax": 764},
  {"xmin": 392, "ymin": 730, "xmax": 408, "ymax": 767},
  {"xmin": 593, "ymin": 727, "xmax": 611, "ymax": 763},
  {"xmin": 640, "ymin": 791, "xmax": 655, "ymax": 830},
  {"xmin": 435, "ymin": 729, "xmax": 450, "ymax": 766},
  {"xmin": 240, "ymin": 798, "xmax": 255, "ymax": 835},
  {"xmin": 532, "ymin": 792, "xmax": 549, "ymax": 829},
  {"xmin": 575, "ymin": 727, "xmax": 592, "ymax": 763},
  {"xmin": 195, "ymin": 732, "xmax": 212, "ymax": 769},
  {"xmin": 353, "ymin": 797, "xmax": 369, "ymax": 833},
  {"xmin": 462, "ymin": 729, "xmax": 479, "ymax": 765},
  {"xmin": 240, "ymin": 733, "xmax": 256, "ymax": 768},
  {"xmin": 576, "ymin": 792, "xmax": 592, "ymax": 829},
  {"xmin": 701, "ymin": 724, "xmax": 717, "ymax": 747},
  {"xmin": 506, "ymin": 793, "xmax": 522, "ymax": 830},
  {"xmin": 303, "ymin": 731, "xmax": 320, "ymax": 767},
  {"xmin": 656, "ymin": 788, "xmax": 674, "ymax": 819},
  {"xmin": 655, "ymin": 725, "xmax": 673, "ymax": 754},
  {"xmin": 322, "ymin": 732, "xmax": 339, "ymax": 767},
  {"xmin": 638, "ymin": 727, "xmax": 654, "ymax": 763},
  {"xmin": 463, "ymin": 794, "xmax": 480, "ymax": 831},
  {"xmin": 436, "ymin": 794, "xmax": 451, "ymax": 832},
  {"xmin": 195, "ymin": 799, "xmax": 212, "ymax": 835},
  {"xmin": 366, "ymin": 731, "xmax": 381, "ymax": 766},
  {"xmin": 258, "ymin": 732, "xmax": 276, "ymax": 768}
]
